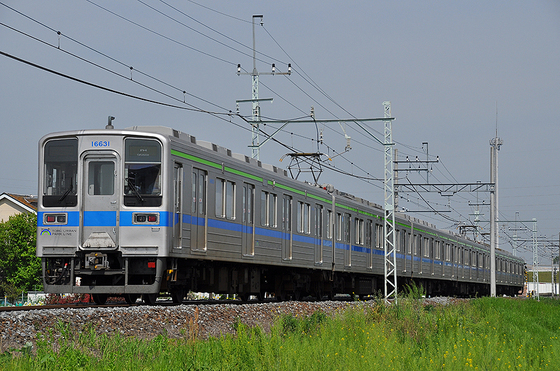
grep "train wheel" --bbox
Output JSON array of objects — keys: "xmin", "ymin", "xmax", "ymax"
[
  {"xmin": 92, "ymin": 294, "xmax": 108, "ymax": 305},
  {"xmin": 125, "ymin": 294, "xmax": 139, "ymax": 304},
  {"xmin": 143, "ymin": 293, "xmax": 158, "ymax": 305},
  {"xmin": 171, "ymin": 289, "xmax": 185, "ymax": 304}
]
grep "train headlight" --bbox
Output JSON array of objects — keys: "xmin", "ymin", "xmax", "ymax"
[
  {"xmin": 133, "ymin": 213, "xmax": 159, "ymax": 224},
  {"xmin": 44, "ymin": 213, "xmax": 67, "ymax": 225}
]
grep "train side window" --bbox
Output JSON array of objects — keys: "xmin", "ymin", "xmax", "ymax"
[
  {"xmin": 297, "ymin": 201, "xmax": 303, "ymax": 233},
  {"xmin": 304, "ymin": 203, "xmax": 310, "ymax": 234},
  {"xmin": 375, "ymin": 224, "xmax": 383, "ymax": 249},
  {"xmin": 355, "ymin": 218, "xmax": 365, "ymax": 245},
  {"xmin": 336, "ymin": 213, "xmax": 342, "ymax": 241},
  {"xmin": 423, "ymin": 237, "xmax": 430, "ymax": 257},
  {"xmin": 406, "ymin": 232, "xmax": 412, "ymax": 254},
  {"xmin": 296, "ymin": 202, "xmax": 310, "ymax": 234},
  {"xmin": 216, "ymin": 178, "xmax": 235, "ymax": 219},
  {"xmin": 261, "ymin": 191, "xmax": 267, "ymax": 226},
  {"xmin": 326, "ymin": 210, "xmax": 332, "ymax": 239},
  {"xmin": 270, "ymin": 193, "xmax": 277, "ymax": 227},
  {"xmin": 260, "ymin": 191, "xmax": 277, "ymax": 227}
]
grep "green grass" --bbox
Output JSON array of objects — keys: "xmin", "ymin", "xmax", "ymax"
[{"xmin": 2, "ymin": 295, "xmax": 560, "ymax": 370}]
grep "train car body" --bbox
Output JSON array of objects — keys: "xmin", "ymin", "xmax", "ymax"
[{"xmin": 37, "ymin": 126, "xmax": 524, "ymax": 304}]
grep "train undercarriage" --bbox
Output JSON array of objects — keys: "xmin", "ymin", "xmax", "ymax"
[{"xmin": 43, "ymin": 254, "xmax": 522, "ymax": 305}]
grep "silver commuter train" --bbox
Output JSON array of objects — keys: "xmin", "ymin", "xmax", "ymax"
[{"xmin": 37, "ymin": 125, "xmax": 524, "ymax": 304}]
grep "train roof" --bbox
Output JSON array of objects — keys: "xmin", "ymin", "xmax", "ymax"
[{"xmin": 125, "ymin": 126, "xmax": 525, "ymax": 263}]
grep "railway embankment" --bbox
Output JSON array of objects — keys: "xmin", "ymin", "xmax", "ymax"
[{"xmin": 0, "ymin": 297, "xmax": 462, "ymax": 352}]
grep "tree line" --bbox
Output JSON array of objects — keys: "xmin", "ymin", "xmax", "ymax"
[{"xmin": 0, "ymin": 213, "xmax": 41, "ymax": 303}]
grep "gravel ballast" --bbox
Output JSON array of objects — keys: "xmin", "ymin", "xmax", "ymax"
[
  {"xmin": 0, "ymin": 297, "xmax": 460, "ymax": 352},
  {"xmin": 0, "ymin": 301, "xmax": 357, "ymax": 352}
]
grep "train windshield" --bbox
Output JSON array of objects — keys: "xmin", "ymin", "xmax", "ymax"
[
  {"xmin": 124, "ymin": 138, "xmax": 162, "ymax": 206},
  {"xmin": 43, "ymin": 138, "xmax": 78, "ymax": 207}
]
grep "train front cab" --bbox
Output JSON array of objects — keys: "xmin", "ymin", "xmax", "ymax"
[{"xmin": 37, "ymin": 131, "xmax": 170, "ymax": 304}]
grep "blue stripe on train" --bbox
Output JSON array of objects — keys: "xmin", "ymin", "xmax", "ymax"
[{"xmin": 38, "ymin": 211, "xmax": 449, "ymax": 268}]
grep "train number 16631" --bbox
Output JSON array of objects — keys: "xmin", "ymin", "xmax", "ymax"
[{"xmin": 92, "ymin": 140, "xmax": 110, "ymax": 147}]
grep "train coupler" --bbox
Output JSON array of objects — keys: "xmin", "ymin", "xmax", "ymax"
[{"xmin": 85, "ymin": 252, "xmax": 109, "ymax": 270}]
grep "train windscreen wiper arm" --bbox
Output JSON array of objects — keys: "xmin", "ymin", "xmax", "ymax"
[
  {"xmin": 58, "ymin": 180, "xmax": 73, "ymax": 202},
  {"xmin": 127, "ymin": 178, "xmax": 144, "ymax": 202}
]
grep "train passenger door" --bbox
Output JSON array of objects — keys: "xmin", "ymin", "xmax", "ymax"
[
  {"xmin": 191, "ymin": 168, "xmax": 207, "ymax": 252},
  {"xmin": 242, "ymin": 183, "xmax": 255, "ymax": 256},
  {"xmin": 81, "ymin": 153, "xmax": 119, "ymax": 249},
  {"xmin": 282, "ymin": 195, "xmax": 292, "ymax": 261},
  {"xmin": 173, "ymin": 163, "xmax": 183, "ymax": 250}
]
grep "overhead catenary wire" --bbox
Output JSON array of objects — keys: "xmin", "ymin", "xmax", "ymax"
[
  {"xmin": 2, "ymin": 1, "xmax": 508, "ymax": 241},
  {"xmin": 0, "ymin": 50, "xmax": 223, "ymax": 114},
  {"xmin": 0, "ymin": 25, "xmax": 382, "ymax": 190}
]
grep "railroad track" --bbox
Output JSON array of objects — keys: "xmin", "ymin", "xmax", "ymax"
[
  {"xmin": 0, "ymin": 295, "xmax": 354, "ymax": 313},
  {"xmin": 0, "ymin": 302, "xmax": 136, "ymax": 312}
]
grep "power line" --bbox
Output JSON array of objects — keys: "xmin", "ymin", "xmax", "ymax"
[
  {"xmin": 1, "ymin": 14, "xmax": 381, "ymax": 187},
  {"xmin": 2, "ymin": 2, "xmax": 501, "ymax": 234},
  {"xmin": 0, "ymin": 22, "xmax": 228, "ymax": 113},
  {"xmin": 0, "ymin": 50, "xmax": 232, "ymax": 117},
  {"xmin": 136, "ymin": 0, "xmax": 256, "ymax": 60},
  {"xmin": 83, "ymin": 0, "xmax": 235, "ymax": 66}
]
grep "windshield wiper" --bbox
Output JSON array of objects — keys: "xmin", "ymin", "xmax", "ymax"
[
  {"xmin": 58, "ymin": 180, "xmax": 73, "ymax": 202},
  {"xmin": 127, "ymin": 178, "xmax": 144, "ymax": 202}
]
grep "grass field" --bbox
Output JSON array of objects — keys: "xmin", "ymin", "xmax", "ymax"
[{"xmin": 2, "ymin": 291, "xmax": 559, "ymax": 370}]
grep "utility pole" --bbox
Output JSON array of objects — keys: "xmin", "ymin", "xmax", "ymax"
[
  {"xmin": 532, "ymin": 218, "xmax": 539, "ymax": 300},
  {"xmin": 236, "ymin": 15, "xmax": 291, "ymax": 160},
  {"xmin": 489, "ymin": 133, "xmax": 502, "ymax": 297}
]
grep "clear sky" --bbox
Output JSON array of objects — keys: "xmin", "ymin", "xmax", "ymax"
[{"xmin": 1, "ymin": 1, "xmax": 559, "ymax": 265}]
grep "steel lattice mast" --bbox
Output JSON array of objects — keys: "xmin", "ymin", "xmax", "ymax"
[
  {"xmin": 383, "ymin": 101, "xmax": 397, "ymax": 300},
  {"xmin": 236, "ymin": 15, "xmax": 291, "ymax": 160}
]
